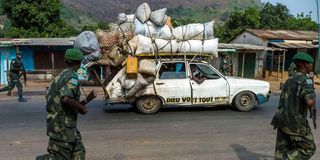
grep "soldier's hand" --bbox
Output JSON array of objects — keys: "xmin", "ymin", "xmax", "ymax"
[{"xmin": 79, "ymin": 107, "xmax": 88, "ymax": 115}]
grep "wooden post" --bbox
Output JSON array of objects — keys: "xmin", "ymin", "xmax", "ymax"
[
  {"xmin": 241, "ymin": 51, "xmax": 246, "ymax": 78},
  {"xmin": 282, "ymin": 50, "xmax": 286, "ymax": 79},
  {"xmin": 277, "ymin": 52, "xmax": 281, "ymax": 81},
  {"xmin": 6, "ymin": 52, "xmax": 13, "ymax": 96},
  {"xmin": 51, "ymin": 52, "xmax": 55, "ymax": 77},
  {"xmin": 270, "ymin": 51, "xmax": 274, "ymax": 77}
]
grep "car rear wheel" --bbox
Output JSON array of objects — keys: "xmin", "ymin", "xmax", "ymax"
[
  {"xmin": 136, "ymin": 96, "xmax": 162, "ymax": 114},
  {"xmin": 233, "ymin": 91, "xmax": 256, "ymax": 112}
]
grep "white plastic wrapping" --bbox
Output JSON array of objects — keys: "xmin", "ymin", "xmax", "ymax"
[
  {"xmin": 177, "ymin": 38, "xmax": 219, "ymax": 58},
  {"xmin": 173, "ymin": 21, "xmax": 214, "ymax": 40},
  {"xmin": 128, "ymin": 34, "xmax": 178, "ymax": 55}
]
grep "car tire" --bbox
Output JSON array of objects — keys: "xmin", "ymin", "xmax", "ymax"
[
  {"xmin": 233, "ymin": 91, "xmax": 256, "ymax": 112},
  {"xmin": 136, "ymin": 96, "xmax": 162, "ymax": 114}
]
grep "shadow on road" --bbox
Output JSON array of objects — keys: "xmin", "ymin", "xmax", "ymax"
[
  {"xmin": 102, "ymin": 104, "xmax": 265, "ymax": 114},
  {"xmin": 231, "ymin": 144, "xmax": 274, "ymax": 160}
]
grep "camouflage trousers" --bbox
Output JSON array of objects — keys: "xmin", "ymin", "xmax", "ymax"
[
  {"xmin": 275, "ymin": 128, "xmax": 316, "ymax": 160},
  {"xmin": 0, "ymin": 78, "xmax": 22, "ymax": 97},
  {"xmin": 35, "ymin": 138, "xmax": 85, "ymax": 160}
]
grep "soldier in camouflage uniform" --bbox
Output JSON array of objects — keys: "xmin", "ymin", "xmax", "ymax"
[
  {"xmin": 220, "ymin": 54, "xmax": 233, "ymax": 76},
  {"xmin": 288, "ymin": 62, "xmax": 296, "ymax": 77},
  {"xmin": 0, "ymin": 51, "xmax": 27, "ymax": 102},
  {"xmin": 271, "ymin": 52, "xmax": 316, "ymax": 160},
  {"xmin": 36, "ymin": 49, "xmax": 87, "ymax": 160}
]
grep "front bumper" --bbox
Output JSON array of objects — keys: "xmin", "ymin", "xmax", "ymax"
[{"xmin": 256, "ymin": 92, "xmax": 271, "ymax": 105}]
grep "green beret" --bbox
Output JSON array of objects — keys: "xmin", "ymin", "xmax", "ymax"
[
  {"xmin": 65, "ymin": 48, "xmax": 84, "ymax": 61},
  {"xmin": 293, "ymin": 52, "xmax": 314, "ymax": 63},
  {"xmin": 16, "ymin": 51, "xmax": 22, "ymax": 55}
]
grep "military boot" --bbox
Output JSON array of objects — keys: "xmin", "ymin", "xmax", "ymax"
[{"xmin": 18, "ymin": 96, "xmax": 27, "ymax": 102}]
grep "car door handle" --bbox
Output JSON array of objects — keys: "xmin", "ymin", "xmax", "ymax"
[{"xmin": 156, "ymin": 83, "xmax": 165, "ymax": 85}]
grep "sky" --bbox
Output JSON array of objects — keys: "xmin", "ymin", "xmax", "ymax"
[{"xmin": 260, "ymin": 0, "xmax": 318, "ymax": 22}]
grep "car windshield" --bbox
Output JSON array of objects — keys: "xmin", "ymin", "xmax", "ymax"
[{"xmin": 192, "ymin": 64, "xmax": 220, "ymax": 79}]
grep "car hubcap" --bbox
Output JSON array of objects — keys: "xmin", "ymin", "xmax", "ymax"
[
  {"xmin": 240, "ymin": 95, "xmax": 250, "ymax": 107},
  {"xmin": 142, "ymin": 98, "xmax": 156, "ymax": 110}
]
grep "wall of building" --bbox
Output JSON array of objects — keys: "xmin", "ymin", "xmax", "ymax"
[{"xmin": 230, "ymin": 32, "xmax": 268, "ymax": 46}]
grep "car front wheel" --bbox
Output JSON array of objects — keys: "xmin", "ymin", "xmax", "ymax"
[
  {"xmin": 233, "ymin": 91, "xmax": 256, "ymax": 112},
  {"xmin": 136, "ymin": 96, "xmax": 162, "ymax": 114}
]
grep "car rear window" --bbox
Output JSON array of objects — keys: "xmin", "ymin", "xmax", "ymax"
[{"xmin": 159, "ymin": 62, "xmax": 186, "ymax": 79}]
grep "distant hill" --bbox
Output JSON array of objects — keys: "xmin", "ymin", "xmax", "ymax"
[{"xmin": 63, "ymin": 0, "xmax": 262, "ymax": 23}]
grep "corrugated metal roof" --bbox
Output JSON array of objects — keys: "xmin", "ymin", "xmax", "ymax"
[
  {"xmin": 270, "ymin": 42, "xmax": 318, "ymax": 49},
  {"xmin": 18, "ymin": 38, "xmax": 75, "ymax": 46},
  {"xmin": 219, "ymin": 43, "xmax": 285, "ymax": 51},
  {"xmin": 246, "ymin": 29, "xmax": 318, "ymax": 41}
]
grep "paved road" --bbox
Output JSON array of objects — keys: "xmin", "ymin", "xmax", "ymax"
[{"xmin": 0, "ymin": 93, "xmax": 319, "ymax": 160}]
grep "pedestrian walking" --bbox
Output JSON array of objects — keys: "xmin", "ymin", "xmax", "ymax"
[
  {"xmin": 271, "ymin": 52, "xmax": 316, "ymax": 160},
  {"xmin": 0, "ymin": 51, "xmax": 27, "ymax": 102},
  {"xmin": 220, "ymin": 54, "xmax": 233, "ymax": 76},
  {"xmin": 36, "ymin": 48, "xmax": 87, "ymax": 160}
]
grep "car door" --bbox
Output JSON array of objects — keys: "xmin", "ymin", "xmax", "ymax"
[
  {"xmin": 190, "ymin": 63, "xmax": 230, "ymax": 105},
  {"xmin": 154, "ymin": 61, "xmax": 192, "ymax": 105}
]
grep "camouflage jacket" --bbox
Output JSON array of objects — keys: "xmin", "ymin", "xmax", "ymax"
[
  {"xmin": 9, "ymin": 58, "xmax": 25, "ymax": 79},
  {"xmin": 271, "ymin": 72, "xmax": 315, "ymax": 135},
  {"xmin": 220, "ymin": 59, "xmax": 232, "ymax": 76},
  {"xmin": 45, "ymin": 68, "xmax": 81, "ymax": 142},
  {"xmin": 288, "ymin": 63, "xmax": 296, "ymax": 77}
]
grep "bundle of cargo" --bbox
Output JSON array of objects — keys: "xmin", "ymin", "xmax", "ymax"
[
  {"xmin": 74, "ymin": 31, "xmax": 102, "ymax": 64},
  {"xmin": 95, "ymin": 2, "xmax": 219, "ymax": 65},
  {"xmin": 106, "ymin": 58, "xmax": 157, "ymax": 99}
]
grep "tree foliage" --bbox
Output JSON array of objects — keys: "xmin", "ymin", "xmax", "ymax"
[
  {"xmin": 216, "ymin": 2, "xmax": 317, "ymax": 42},
  {"xmin": 2, "ymin": 0, "xmax": 78, "ymax": 38}
]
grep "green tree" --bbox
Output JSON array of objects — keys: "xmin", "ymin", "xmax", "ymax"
[
  {"xmin": 260, "ymin": 2, "xmax": 291, "ymax": 29},
  {"xmin": 216, "ymin": 7, "xmax": 261, "ymax": 42},
  {"xmin": 287, "ymin": 12, "xmax": 317, "ymax": 30},
  {"xmin": 2, "ymin": 0, "xmax": 78, "ymax": 38}
]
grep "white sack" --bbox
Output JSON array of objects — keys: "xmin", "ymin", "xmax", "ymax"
[
  {"xmin": 128, "ymin": 34, "xmax": 178, "ymax": 55},
  {"xmin": 138, "ymin": 59, "xmax": 157, "ymax": 76},
  {"xmin": 74, "ymin": 31, "xmax": 101, "ymax": 63},
  {"xmin": 125, "ymin": 73, "xmax": 149, "ymax": 98},
  {"xmin": 144, "ymin": 21, "xmax": 172, "ymax": 40},
  {"xmin": 177, "ymin": 38, "xmax": 219, "ymax": 58},
  {"xmin": 133, "ymin": 18, "xmax": 146, "ymax": 35},
  {"xmin": 150, "ymin": 8, "xmax": 167, "ymax": 26},
  {"xmin": 118, "ymin": 73, "xmax": 136, "ymax": 90},
  {"xmin": 135, "ymin": 3, "xmax": 151, "ymax": 23},
  {"xmin": 106, "ymin": 69, "xmax": 125, "ymax": 98},
  {"xmin": 134, "ymin": 19, "xmax": 172, "ymax": 39},
  {"xmin": 117, "ymin": 13, "xmax": 127, "ymax": 24},
  {"xmin": 173, "ymin": 21, "xmax": 214, "ymax": 40}
]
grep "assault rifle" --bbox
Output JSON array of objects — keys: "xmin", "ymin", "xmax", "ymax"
[
  {"xmin": 309, "ymin": 72, "xmax": 317, "ymax": 129},
  {"xmin": 81, "ymin": 90, "xmax": 97, "ymax": 105}
]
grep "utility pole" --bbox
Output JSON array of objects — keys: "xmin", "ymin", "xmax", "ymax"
[{"xmin": 316, "ymin": 0, "xmax": 320, "ymax": 74}]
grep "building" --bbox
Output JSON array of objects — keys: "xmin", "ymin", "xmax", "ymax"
[
  {"xmin": 0, "ymin": 38, "xmax": 74, "ymax": 85},
  {"xmin": 229, "ymin": 29, "xmax": 318, "ymax": 80}
]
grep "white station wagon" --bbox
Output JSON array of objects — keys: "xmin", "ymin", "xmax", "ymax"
[{"xmin": 106, "ymin": 59, "xmax": 270, "ymax": 114}]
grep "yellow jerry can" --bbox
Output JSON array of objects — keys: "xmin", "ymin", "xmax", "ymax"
[{"xmin": 126, "ymin": 56, "xmax": 139, "ymax": 76}]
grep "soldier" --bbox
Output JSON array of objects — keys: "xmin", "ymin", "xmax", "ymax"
[
  {"xmin": 220, "ymin": 54, "xmax": 233, "ymax": 76},
  {"xmin": 0, "ymin": 51, "xmax": 27, "ymax": 102},
  {"xmin": 271, "ymin": 52, "xmax": 316, "ymax": 160},
  {"xmin": 36, "ymin": 49, "xmax": 87, "ymax": 160},
  {"xmin": 288, "ymin": 62, "xmax": 296, "ymax": 77}
]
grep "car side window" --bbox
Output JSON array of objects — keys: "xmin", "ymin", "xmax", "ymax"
[
  {"xmin": 159, "ymin": 62, "xmax": 186, "ymax": 79},
  {"xmin": 191, "ymin": 64, "xmax": 221, "ymax": 79}
]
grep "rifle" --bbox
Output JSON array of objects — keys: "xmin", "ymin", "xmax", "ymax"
[
  {"xmin": 18, "ymin": 67, "xmax": 27, "ymax": 86},
  {"xmin": 309, "ymin": 72, "xmax": 317, "ymax": 129},
  {"xmin": 80, "ymin": 90, "xmax": 97, "ymax": 105}
]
